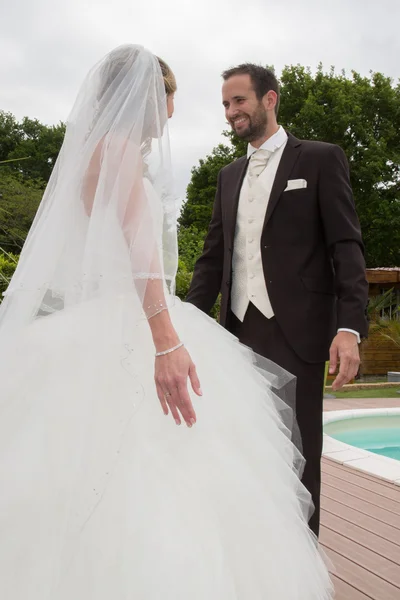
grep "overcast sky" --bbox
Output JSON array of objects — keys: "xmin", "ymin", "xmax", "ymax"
[{"xmin": 0, "ymin": 0, "xmax": 399, "ymax": 200}]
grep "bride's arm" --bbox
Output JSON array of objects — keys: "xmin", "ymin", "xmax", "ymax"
[
  {"xmin": 83, "ymin": 140, "xmax": 201, "ymax": 426},
  {"xmin": 120, "ymin": 150, "xmax": 202, "ymax": 427}
]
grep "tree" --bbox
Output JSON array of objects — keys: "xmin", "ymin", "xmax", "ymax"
[
  {"xmin": 0, "ymin": 110, "xmax": 65, "ymax": 184},
  {"xmin": 179, "ymin": 144, "xmax": 235, "ymax": 232},
  {"xmin": 181, "ymin": 65, "xmax": 400, "ymax": 268},
  {"xmin": 0, "ymin": 112, "xmax": 23, "ymax": 161}
]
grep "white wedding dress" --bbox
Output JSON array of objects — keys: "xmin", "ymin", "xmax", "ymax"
[
  {"xmin": 0, "ymin": 291, "xmax": 333, "ymax": 599},
  {"xmin": 0, "ymin": 44, "xmax": 333, "ymax": 599}
]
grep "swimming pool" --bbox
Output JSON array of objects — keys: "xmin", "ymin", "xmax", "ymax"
[
  {"xmin": 324, "ymin": 415, "xmax": 400, "ymax": 461},
  {"xmin": 322, "ymin": 408, "xmax": 400, "ymax": 483}
]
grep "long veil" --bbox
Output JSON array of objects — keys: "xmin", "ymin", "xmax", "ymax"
[
  {"xmin": 0, "ymin": 44, "xmax": 177, "ymax": 337},
  {"xmin": 0, "ymin": 44, "xmax": 182, "ymax": 593}
]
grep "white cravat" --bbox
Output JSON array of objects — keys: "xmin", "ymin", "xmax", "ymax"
[{"xmin": 247, "ymin": 149, "xmax": 272, "ymax": 181}]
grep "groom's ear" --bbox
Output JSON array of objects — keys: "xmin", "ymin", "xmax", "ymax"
[{"xmin": 262, "ymin": 90, "xmax": 278, "ymax": 113}]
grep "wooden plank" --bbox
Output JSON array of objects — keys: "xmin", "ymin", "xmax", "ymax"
[
  {"xmin": 322, "ymin": 461, "xmax": 400, "ymax": 502},
  {"xmin": 321, "ymin": 511, "xmax": 400, "ymax": 563},
  {"xmin": 322, "ymin": 459, "xmax": 400, "ymax": 491},
  {"xmin": 321, "ymin": 485, "xmax": 400, "ymax": 529},
  {"xmin": 321, "ymin": 527, "xmax": 400, "ymax": 587},
  {"xmin": 322, "ymin": 474, "xmax": 400, "ymax": 513},
  {"xmin": 330, "ymin": 574, "xmax": 372, "ymax": 600},
  {"xmin": 366, "ymin": 271, "xmax": 400, "ymax": 283},
  {"xmin": 321, "ymin": 498, "xmax": 400, "ymax": 546},
  {"xmin": 322, "ymin": 546, "xmax": 399, "ymax": 600}
]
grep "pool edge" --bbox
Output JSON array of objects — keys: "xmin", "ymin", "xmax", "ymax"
[{"xmin": 322, "ymin": 408, "xmax": 400, "ymax": 485}]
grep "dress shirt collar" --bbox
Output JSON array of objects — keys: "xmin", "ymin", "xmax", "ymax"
[{"xmin": 247, "ymin": 126, "xmax": 288, "ymax": 158}]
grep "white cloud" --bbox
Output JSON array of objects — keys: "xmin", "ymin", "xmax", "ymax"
[{"xmin": 1, "ymin": 0, "xmax": 399, "ymax": 199}]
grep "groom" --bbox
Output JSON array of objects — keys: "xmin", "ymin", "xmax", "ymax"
[{"xmin": 186, "ymin": 63, "xmax": 369, "ymax": 536}]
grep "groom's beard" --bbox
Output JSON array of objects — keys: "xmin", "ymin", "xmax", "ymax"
[{"xmin": 232, "ymin": 104, "xmax": 268, "ymax": 142}]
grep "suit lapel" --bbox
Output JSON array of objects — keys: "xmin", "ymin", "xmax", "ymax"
[
  {"xmin": 262, "ymin": 133, "xmax": 302, "ymax": 230},
  {"xmin": 225, "ymin": 156, "xmax": 249, "ymax": 246}
]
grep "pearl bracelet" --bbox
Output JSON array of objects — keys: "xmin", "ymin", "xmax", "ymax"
[{"xmin": 155, "ymin": 342, "xmax": 184, "ymax": 357}]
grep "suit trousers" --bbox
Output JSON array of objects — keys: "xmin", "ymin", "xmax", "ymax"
[{"xmin": 229, "ymin": 302, "xmax": 325, "ymax": 537}]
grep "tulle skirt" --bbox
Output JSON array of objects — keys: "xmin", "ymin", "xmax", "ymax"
[{"xmin": 0, "ymin": 294, "xmax": 333, "ymax": 599}]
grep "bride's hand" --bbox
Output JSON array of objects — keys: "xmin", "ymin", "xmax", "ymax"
[{"xmin": 154, "ymin": 346, "xmax": 202, "ymax": 427}]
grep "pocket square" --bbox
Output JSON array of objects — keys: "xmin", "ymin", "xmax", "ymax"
[{"xmin": 284, "ymin": 179, "xmax": 307, "ymax": 192}]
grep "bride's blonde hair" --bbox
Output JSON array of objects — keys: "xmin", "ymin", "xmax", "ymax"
[{"xmin": 157, "ymin": 57, "xmax": 177, "ymax": 95}]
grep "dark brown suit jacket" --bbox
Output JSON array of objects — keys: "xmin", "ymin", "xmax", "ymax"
[{"xmin": 186, "ymin": 133, "xmax": 369, "ymax": 363}]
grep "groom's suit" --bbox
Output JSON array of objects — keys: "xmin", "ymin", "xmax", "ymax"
[{"xmin": 187, "ymin": 128, "xmax": 369, "ymax": 536}]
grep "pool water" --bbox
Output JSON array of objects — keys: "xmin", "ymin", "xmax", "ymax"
[{"xmin": 324, "ymin": 416, "xmax": 400, "ymax": 462}]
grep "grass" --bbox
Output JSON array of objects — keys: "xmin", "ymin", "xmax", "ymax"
[{"xmin": 329, "ymin": 388, "xmax": 400, "ymax": 399}]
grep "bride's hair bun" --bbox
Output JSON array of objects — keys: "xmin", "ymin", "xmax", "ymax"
[{"xmin": 97, "ymin": 45, "xmax": 176, "ymax": 102}]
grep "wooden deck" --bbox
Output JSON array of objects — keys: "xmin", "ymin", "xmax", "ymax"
[{"xmin": 321, "ymin": 397, "xmax": 400, "ymax": 599}]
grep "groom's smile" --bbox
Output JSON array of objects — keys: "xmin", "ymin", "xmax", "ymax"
[{"xmin": 232, "ymin": 115, "xmax": 249, "ymax": 131}]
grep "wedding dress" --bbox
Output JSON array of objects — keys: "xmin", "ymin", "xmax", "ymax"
[{"xmin": 0, "ymin": 44, "xmax": 333, "ymax": 599}]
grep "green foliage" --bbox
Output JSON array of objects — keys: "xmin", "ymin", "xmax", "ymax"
[
  {"xmin": 176, "ymin": 226, "xmax": 205, "ymax": 300},
  {"xmin": 175, "ymin": 259, "xmax": 193, "ymax": 300},
  {"xmin": 0, "ymin": 110, "xmax": 65, "ymax": 183},
  {"xmin": 367, "ymin": 289, "xmax": 400, "ymax": 348},
  {"xmin": 0, "ymin": 171, "xmax": 43, "ymax": 253},
  {"xmin": 181, "ymin": 65, "xmax": 400, "ymax": 267},
  {"xmin": 176, "ymin": 225, "xmax": 221, "ymax": 317},
  {"xmin": 0, "ymin": 250, "xmax": 18, "ymax": 297},
  {"xmin": 0, "ymin": 111, "xmax": 64, "ymax": 254},
  {"xmin": 179, "ymin": 145, "xmax": 234, "ymax": 231},
  {"xmin": 378, "ymin": 318, "xmax": 400, "ymax": 349},
  {"xmin": 367, "ymin": 288, "xmax": 396, "ymax": 322},
  {"xmin": 178, "ymin": 225, "xmax": 206, "ymax": 271},
  {"xmin": 0, "ymin": 112, "xmax": 22, "ymax": 161}
]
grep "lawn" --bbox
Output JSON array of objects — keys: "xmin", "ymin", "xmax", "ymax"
[{"xmin": 328, "ymin": 388, "xmax": 400, "ymax": 399}]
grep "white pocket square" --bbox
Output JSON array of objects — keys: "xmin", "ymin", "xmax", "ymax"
[{"xmin": 284, "ymin": 179, "xmax": 307, "ymax": 192}]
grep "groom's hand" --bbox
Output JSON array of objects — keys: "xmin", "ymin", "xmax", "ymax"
[{"xmin": 329, "ymin": 331, "xmax": 360, "ymax": 391}]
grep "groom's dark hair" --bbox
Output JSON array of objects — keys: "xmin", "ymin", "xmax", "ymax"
[{"xmin": 222, "ymin": 64, "xmax": 280, "ymax": 115}]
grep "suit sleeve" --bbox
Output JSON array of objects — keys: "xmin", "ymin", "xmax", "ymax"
[
  {"xmin": 318, "ymin": 145, "xmax": 369, "ymax": 338},
  {"xmin": 185, "ymin": 171, "xmax": 225, "ymax": 314}
]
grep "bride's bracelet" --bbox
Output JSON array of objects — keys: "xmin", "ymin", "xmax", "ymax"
[
  {"xmin": 147, "ymin": 307, "xmax": 168, "ymax": 320},
  {"xmin": 155, "ymin": 342, "xmax": 184, "ymax": 357}
]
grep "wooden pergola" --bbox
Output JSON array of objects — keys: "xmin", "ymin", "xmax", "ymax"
[
  {"xmin": 366, "ymin": 267, "xmax": 400, "ymax": 286},
  {"xmin": 361, "ymin": 268, "xmax": 400, "ymax": 376}
]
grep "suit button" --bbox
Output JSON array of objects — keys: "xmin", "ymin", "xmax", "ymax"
[
  {"xmin": 226, "ymin": 280, "xmax": 230, "ymax": 287},
  {"xmin": 248, "ymin": 254, "xmax": 254, "ymax": 260},
  {"xmin": 249, "ymin": 273, "xmax": 255, "ymax": 279}
]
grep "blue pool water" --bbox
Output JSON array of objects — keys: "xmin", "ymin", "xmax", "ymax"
[
  {"xmin": 332, "ymin": 428, "xmax": 400, "ymax": 460},
  {"xmin": 324, "ymin": 416, "xmax": 400, "ymax": 461}
]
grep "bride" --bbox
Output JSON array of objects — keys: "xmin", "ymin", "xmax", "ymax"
[{"xmin": 0, "ymin": 44, "xmax": 333, "ymax": 599}]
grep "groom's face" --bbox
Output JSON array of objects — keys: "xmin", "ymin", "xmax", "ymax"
[{"xmin": 222, "ymin": 74, "xmax": 268, "ymax": 142}]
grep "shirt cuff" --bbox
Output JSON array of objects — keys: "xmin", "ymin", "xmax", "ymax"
[{"xmin": 338, "ymin": 328, "xmax": 361, "ymax": 344}]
